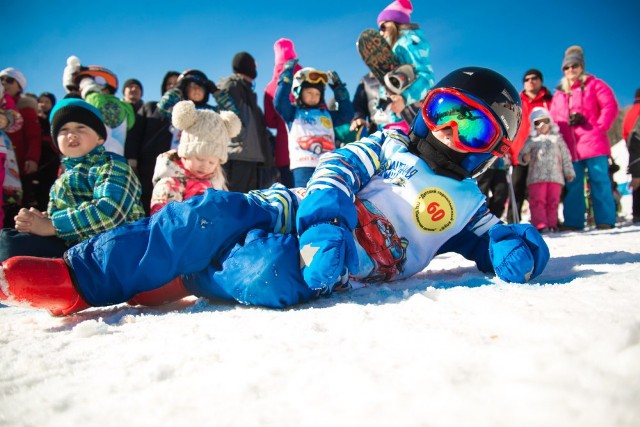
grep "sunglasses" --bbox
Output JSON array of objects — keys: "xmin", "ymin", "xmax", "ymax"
[
  {"xmin": 534, "ymin": 119, "xmax": 550, "ymax": 127},
  {"xmin": 421, "ymin": 87, "xmax": 510, "ymax": 154},
  {"xmin": 379, "ymin": 22, "xmax": 390, "ymax": 32},
  {"xmin": 562, "ymin": 63, "xmax": 580, "ymax": 71},
  {"xmin": 0, "ymin": 76, "xmax": 16, "ymax": 84},
  {"xmin": 523, "ymin": 76, "xmax": 540, "ymax": 82}
]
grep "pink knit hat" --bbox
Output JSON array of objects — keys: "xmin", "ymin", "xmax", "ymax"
[
  {"xmin": 377, "ymin": 0, "xmax": 413, "ymax": 25},
  {"xmin": 274, "ymin": 38, "xmax": 298, "ymax": 65}
]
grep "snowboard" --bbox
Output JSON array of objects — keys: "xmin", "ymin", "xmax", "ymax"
[{"xmin": 356, "ymin": 29, "xmax": 415, "ymax": 94}]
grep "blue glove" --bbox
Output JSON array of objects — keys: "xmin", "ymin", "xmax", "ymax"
[
  {"xmin": 279, "ymin": 58, "xmax": 299, "ymax": 84},
  {"xmin": 298, "ymin": 222, "xmax": 358, "ymax": 294},
  {"xmin": 488, "ymin": 224, "xmax": 549, "ymax": 283}
]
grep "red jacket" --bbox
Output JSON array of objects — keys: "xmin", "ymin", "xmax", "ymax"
[
  {"xmin": 7, "ymin": 94, "xmax": 41, "ymax": 175},
  {"xmin": 623, "ymin": 100, "xmax": 640, "ymax": 142},
  {"xmin": 509, "ymin": 87, "xmax": 553, "ymax": 166}
]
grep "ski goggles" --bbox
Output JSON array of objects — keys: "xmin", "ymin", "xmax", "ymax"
[
  {"xmin": 421, "ymin": 87, "xmax": 510, "ymax": 154},
  {"xmin": 533, "ymin": 118, "xmax": 551, "ymax": 128},
  {"xmin": 304, "ymin": 70, "xmax": 329, "ymax": 85}
]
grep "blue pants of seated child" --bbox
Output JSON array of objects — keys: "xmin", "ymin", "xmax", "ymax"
[{"xmin": 66, "ymin": 188, "xmax": 316, "ymax": 309}]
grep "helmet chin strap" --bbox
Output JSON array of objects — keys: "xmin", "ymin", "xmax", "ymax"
[{"xmin": 409, "ymin": 131, "xmax": 471, "ymax": 181}]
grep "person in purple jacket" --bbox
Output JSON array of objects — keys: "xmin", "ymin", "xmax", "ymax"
[{"xmin": 549, "ymin": 46, "xmax": 619, "ymax": 230}]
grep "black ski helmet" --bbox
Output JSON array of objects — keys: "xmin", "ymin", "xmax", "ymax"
[
  {"xmin": 411, "ymin": 66, "xmax": 522, "ymax": 178},
  {"xmin": 176, "ymin": 69, "xmax": 212, "ymax": 104}
]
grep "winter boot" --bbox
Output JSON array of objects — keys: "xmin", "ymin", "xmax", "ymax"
[
  {"xmin": 0, "ymin": 257, "xmax": 90, "ymax": 316},
  {"xmin": 127, "ymin": 277, "xmax": 190, "ymax": 307},
  {"xmin": 384, "ymin": 64, "xmax": 416, "ymax": 94}
]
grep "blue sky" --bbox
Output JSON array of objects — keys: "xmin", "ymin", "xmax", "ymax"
[{"xmin": 4, "ymin": 0, "xmax": 639, "ymax": 108}]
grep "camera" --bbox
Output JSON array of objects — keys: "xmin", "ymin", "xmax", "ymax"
[{"xmin": 568, "ymin": 112, "xmax": 585, "ymax": 126}]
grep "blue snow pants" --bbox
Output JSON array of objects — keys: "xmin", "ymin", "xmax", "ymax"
[
  {"xmin": 66, "ymin": 188, "xmax": 316, "ymax": 309},
  {"xmin": 563, "ymin": 156, "xmax": 616, "ymax": 228}
]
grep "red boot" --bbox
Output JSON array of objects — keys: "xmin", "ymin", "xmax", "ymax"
[
  {"xmin": 127, "ymin": 277, "xmax": 190, "ymax": 307},
  {"xmin": 0, "ymin": 257, "xmax": 90, "ymax": 316}
]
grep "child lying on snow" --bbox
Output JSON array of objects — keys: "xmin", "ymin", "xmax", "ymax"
[{"xmin": 0, "ymin": 67, "xmax": 550, "ymax": 316}]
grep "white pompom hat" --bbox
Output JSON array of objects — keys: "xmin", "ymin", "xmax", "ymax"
[{"xmin": 171, "ymin": 100, "xmax": 241, "ymax": 164}]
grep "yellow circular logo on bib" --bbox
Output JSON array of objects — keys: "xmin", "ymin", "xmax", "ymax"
[
  {"xmin": 320, "ymin": 116, "xmax": 332, "ymax": 129},
  {"xmin": 414, "ymin": 188, "xmax": 455, "ymax": 233}
]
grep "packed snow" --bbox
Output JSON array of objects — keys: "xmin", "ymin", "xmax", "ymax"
[{"xmin": 1, "ymin": 194, "xmax": 639, "ymax": 427}]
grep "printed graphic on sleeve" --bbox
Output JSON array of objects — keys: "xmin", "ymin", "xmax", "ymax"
[
  {"xmin": 414, "ymin": 187, "xmax": 455, "ymax": 233},
  {"xmin": 354, "ymin": 198, "xmax": 408, "ymax": 282}
]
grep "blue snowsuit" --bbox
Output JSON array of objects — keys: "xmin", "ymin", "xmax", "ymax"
[{"xmin": 66, "ymin": 130, "xmax": 549, "ymax": 309}]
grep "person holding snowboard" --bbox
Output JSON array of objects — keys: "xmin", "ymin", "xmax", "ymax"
[
  {"xmin": 376, "ymin": 0, "xmax": 435, "ymax": 109},
  {"xmin": 0, "ymin": 67, "xmax": 549, "ymax": 317}
]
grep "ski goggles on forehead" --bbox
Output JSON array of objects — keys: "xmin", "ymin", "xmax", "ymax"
[
  {"xmin": 421, "ymin": 88, "xmax": 509, "ymax": 154},
  {"xmin": 304, "ymin": 70, "xmax": 328, "ymax": 85}
]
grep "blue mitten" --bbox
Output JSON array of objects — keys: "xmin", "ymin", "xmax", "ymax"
[
  {"xmin": 299, "ymin": 222, "xmax": 358, "ymax": 294},
  {"xmin": 278, "ymin": 58, "xmax": 299, "ymax": 84},
  {"xmin": 488, "ymin": 224, "xmax": 550, "ymax": 282}
]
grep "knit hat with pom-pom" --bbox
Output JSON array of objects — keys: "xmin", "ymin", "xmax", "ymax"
[
  {"xmin": 171, "ymin": 101, "xmax": 241, "ymax": 164},
  {"xmin": 377, "ymin": 0, "xmax": 413, "ymax": 26},
  {"xmin": 562, "ymin": 45, "xmax": 585, "ymax": 71}
]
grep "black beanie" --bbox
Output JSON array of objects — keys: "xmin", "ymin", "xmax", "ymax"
[
  {"xmin": 50, "ymin": 98, "xmax": 107, "ymax": 141},
  {"xmin": 523, "ymin": 68, "xmax": 543, "ymax": 82},
  {"xmin": 123, "ymin": 78, "xmax": 144, "ymax": 96},
  {"xmin": 232, "ymin": 52, "xmax": 257, "ymax": 79}
]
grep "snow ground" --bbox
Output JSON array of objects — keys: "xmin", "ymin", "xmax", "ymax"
[{"xmin": 1, "ymin": 198, "xmax": 639, "ymax": 427}]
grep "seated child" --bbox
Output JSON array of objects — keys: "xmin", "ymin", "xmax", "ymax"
[
  {"xmin": 275, "ymin": 61, "xmax": 353, "ymax": 187},
  {"xmin": 0, "ymin": 67, "xmax": 550, "ymax": 316},
  {"xmin": 518, "ymin": 107, "xmax": 575, "ymax": 232},
  {"xmin": 0, "ymin": 98, "xmax": 145, "ymax": 261},
  {"xmin": 149, "ymin": 100, "xmax": 241, "ymax": 214}
]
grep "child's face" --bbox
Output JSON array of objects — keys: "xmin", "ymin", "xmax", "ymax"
[
  {"xmin": 164, "ymin": 75, "xmax": 178, "ymax": 92},
  {"xmin": 57, "ymin": 122, "xmax": 104, "ymax": 158},
  {"xmin": 182, "ymin": 155, "xmax": 220, "ymax": 178},
  {"xmin": 533, "ymin": 118, "xmax": 551, "ymax": 135},
  {"xmin": 187, "ymin": 82, "xmax": 206, "ymax": 103},
  {"xmin": 38, "ymin": 96, "xmax": 53, "ymax": 114},
  {"xmin": 301, "ymin": 87, "xmax": 322, "ymax": 107},
  {"xmin": 432, "ymin": 127, "xmax": 469, "ymax": 153}
]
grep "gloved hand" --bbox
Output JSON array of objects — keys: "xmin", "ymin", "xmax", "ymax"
[
  {"xmin": 79, "ymin": 77, "xmax": 105, "ymax": 99},
  {"xmin": 327, "ymin": 70, "xmax": 344, "ymax": 89},
  {"xmin": 488, "ymin": 224, "xmax": 550, "ymax": 283},
  {"xmin": 298, "ymin": 221, "xmax": 358, "ymax": 295},
  {"xmin": 282, "ymin": 58, "xmax": 299, "ymax": 74},
  {"xmin": 63, "ymin": 55, "xmax": 82, "ymax": 92}
]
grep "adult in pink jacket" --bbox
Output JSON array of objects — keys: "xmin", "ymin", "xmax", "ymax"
[
  {"xmin": 549, "ymin": 46, "xmax": 619, "ymax": 230},
  {"xmin": 263, "ymin": 38, "xmax": 302, "ymax": 188}
]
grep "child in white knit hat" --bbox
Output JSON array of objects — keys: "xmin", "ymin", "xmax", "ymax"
[{"xmin": 149, "ymin": 100, "xmax": 241, "ymax": 214}]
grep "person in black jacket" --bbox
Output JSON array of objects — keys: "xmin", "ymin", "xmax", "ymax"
[{"xmin": 218, "ymin": 52, "xmax": 275, "ymax": 193}]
